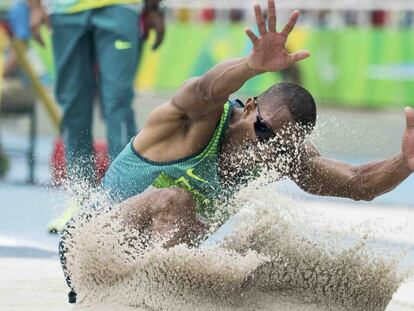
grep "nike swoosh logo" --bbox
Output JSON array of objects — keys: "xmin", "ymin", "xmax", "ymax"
[
  {"xmin": 114, "ymin": 39, "xmax": 132, "ymax": 50},
  {"xmin": 186, "ymin": 168, "xmax": 208, "ymax": 184}
]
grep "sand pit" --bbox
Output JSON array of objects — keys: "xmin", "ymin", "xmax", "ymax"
[
  {"xmin": 1, "ymin": 181, "xmax": 413, "ymax": 311},
  {"xmin": 0, "ymin": 255, "xmax": 412, "ymax": 311},
  {"xmin": 0, "ymin": 257, "xmax": 70, "ymax": 311},
  {"xmin": 55, "ymin": 187, "xmax": 414, "ymax": 311}
]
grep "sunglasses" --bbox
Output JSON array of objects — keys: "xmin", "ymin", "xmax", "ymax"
[{"xmin": 253, "ymin": 97, "xmax": 275, "ymax": 141}]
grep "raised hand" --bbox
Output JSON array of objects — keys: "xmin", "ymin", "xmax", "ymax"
[
  {"xmin": 245, "ymin": 0, "xmax": 310, "ymax": 72},
  {"xmin": 402, "ymin": 107, "xmax": 414, "ymax": 171}
]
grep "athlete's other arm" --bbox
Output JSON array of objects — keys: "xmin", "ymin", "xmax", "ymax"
[
  {"xmin": 170, "ymin": 0, "xmax": 310, "ymax": 121},
  {"xmin": 294, "ymin": 107, "xmax": 414, "ymax": 201}
]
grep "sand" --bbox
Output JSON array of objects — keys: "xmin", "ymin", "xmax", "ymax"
[
  {"xmin": 1, "ymin": 195, "xmax": 413, "ymax": 311},
  {"xmin": 57, "ymin": 185, "xmax": 414, "ymax": 311},
  {"xmin": 0, "ymin": 256, "xmax": 412, "ymax": 311},
  {"xmin": 0, "ymin": 257, "xmax": 70, "ymax": 311}
]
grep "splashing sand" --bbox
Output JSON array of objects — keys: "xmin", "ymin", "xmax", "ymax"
[
  {"xmin": 62, "ymin": 185, "xmax": 409, "ymax": 311},
  {"xmin": 59, "ymin": 128, "xmax": 412, "ymax": 311}
]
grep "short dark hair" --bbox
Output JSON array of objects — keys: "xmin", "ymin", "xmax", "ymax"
[{"xmin": 258, "ymin": 83, "xmax": 317, "ymax": 133}]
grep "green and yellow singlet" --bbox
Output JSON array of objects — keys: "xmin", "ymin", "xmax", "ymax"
[
  {"xmin": 48, "ymin": 0, "xmax": 142, "ymax": 14},
  {"xmin": 101, "ymin": 102, "xmax": 234, "ymax": 217}
]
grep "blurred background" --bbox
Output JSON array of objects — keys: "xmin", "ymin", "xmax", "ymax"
[{"xmin": 0, "ymin": 0, "xmax": 413, "ymax": 254}]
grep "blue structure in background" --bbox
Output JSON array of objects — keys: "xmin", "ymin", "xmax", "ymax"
[{"xmin": 8, "ymin": 0, "xmax": 31, "ymax": 40}]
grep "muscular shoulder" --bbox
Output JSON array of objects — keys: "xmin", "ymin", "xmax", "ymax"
[
  {"xmin": 146, "ymin": 101, "xmax": 189, "ymax": 129},
  {"xmin": 134, "ymin": 102, "xmax": 189, "ymax": 152},
  {"xmin": 133, "ymin": 100, "xmax": 224, "ymax": 162}
]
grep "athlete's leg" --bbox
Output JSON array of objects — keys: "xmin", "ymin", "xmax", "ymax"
[
  {"xmin": 51, "ymin": 12, "xmax": 96, "ymax": 184},
  {"xmin": 59, "ymin": 187, "xmax": 204, "ymax": 302},
  {"xmin": 91, "ymin": 6, "xmax": 140, "ymax": 160},
  {"xmin": 110, "ymin": 188, "xmax": 205, "ymax": 247}
]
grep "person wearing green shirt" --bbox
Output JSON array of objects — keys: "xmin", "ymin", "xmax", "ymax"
[
  {"xmin": 28, "ymin": 0, "xmax": 165, "ymax": 181},
  {"xmin": 28, "ymin": 0, "xmax": 165, "ymax": 232}
]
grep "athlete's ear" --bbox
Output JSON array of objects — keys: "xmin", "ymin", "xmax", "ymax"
[{"xmin": 243, "ymin": 97, "xmax": 257, "ymax": 119}]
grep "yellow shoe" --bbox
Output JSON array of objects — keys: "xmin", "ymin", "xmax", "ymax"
[{"xmin": 48, "ymin": 200, "xmax": 81, "ymax": 234}]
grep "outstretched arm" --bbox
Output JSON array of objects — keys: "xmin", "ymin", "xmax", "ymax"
[
  {"xmin": 137, "ymin": 0, "xmax": 309, "ymax": 158},
  {"xmin": 172, "ymin": 0, "xmax": 310, "ymax": 121},
  {"xmin": 294, "ymin": 107, "xmax": 414, "ymax": 201}
]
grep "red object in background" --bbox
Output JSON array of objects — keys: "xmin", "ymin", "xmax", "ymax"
[
  {"xmin": 51, "ymin": 139, "xmax": 110, "ymax": 186},
  {"xmin": 371, "ymin": 10, "xmax": 388, "ymax": 27},
  {"xmin": 200, "ymin": 8, "xmax": 216, "ymax": 22},
  {"xmin": 94, "ymin": 140, "xmax": 110, "ymax": 183},
  {"xmin": 0, "ymin": 21, "xmax": 12, "ymax": 38},
  {"xmin": 51, "ymin": 140, "xmax": 66, "ymax": 186}
]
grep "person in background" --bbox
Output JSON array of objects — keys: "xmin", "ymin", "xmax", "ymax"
[
  {"xmin": 0, "ymin": 0, "xmax": 34, "ymax": 179},
  {"xmin": 28, "ymin": 0, "xmax": 165, "ymax": 232}
]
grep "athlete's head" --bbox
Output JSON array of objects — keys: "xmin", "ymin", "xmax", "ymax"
[{"xmin": 242, "ymin": 83, "xmax": 317, "ymax": 143}]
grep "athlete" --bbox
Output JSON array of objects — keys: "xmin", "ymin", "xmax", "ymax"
[{"xmin": 60, "ymin": 0, "xmax": 414, "ymax": 303}]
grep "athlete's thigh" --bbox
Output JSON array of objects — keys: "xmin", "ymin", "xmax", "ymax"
[
  {"xmin": 61, "ymin": 189, "xmax": 176, "ymax": 262},
  {"xmin": 61, "ymin": 188, "xmax": 200, "ymax": 285},
  {"xmin": 109, "ymin": 187, "xmax": 198, "ymax": 227}
]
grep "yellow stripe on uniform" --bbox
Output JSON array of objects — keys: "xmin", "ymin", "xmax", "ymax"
[{"xmin": 67, "ymin": 0, "xmax": 142, "ymax": 14}]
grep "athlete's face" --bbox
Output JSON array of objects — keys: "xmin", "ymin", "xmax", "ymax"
[
  {"xmin": 260, "ymin": 105, "xmax": 295, "ymax": 141},
  {"xmin": 244, "ymin": 97, "xmax": 298, "ymax": 143}
]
